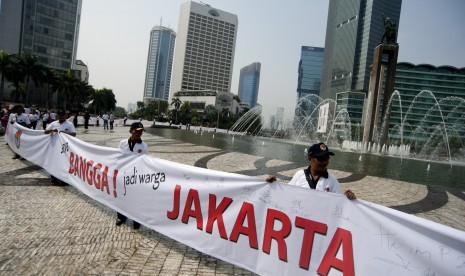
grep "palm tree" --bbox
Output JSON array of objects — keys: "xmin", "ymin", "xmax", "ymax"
[
  {"xmin": 7, "ymin": 62, "xmax": 25, "ymax": 102},
  {"xmin": 18, "ymin": 52, "xmax": 46, "ymax": 105},
  {"xmin": 53, "ymin": 70, "xmax": 78, "ymax": 110},
  {"xmin": 101, "ymin": 88, "xmax": 117, "ymax": 112},
  {"xmin": 90, "ymin": 88, "xmax": 116, "ymax": 115},
  {"xmin": 171, "ymin": 97, "xmax": 182, "ymax": 123},
  {"xmin": 43, "ymin": 68, "xmax": 58, "ymax": 110},
  {"xmin": 0, "ymin": 50, "xmax": 14, "ymax": 102},
  {"xmin": 179, "ymin": 101, "xmax": 193, "ymax": 124},
  {"xmin": 74, "ymin": 81, "xmax": 94, "ymax": 110}
]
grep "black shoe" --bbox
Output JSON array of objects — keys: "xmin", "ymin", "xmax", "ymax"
[
  {"xmin": 133, "ymin": 222, "xmax": 140, "ymax": 229},
  {"xmin": 12, "ymin": 155, "xmax": 20, "ymax": 159},
  {"xmin": 116, "ymin": 219, "xmax": 126, "ymax": 226}
]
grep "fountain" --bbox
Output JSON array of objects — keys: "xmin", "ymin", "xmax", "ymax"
[{"xmin": 149, "ymin": 90, "xmax": 464, "ymax": 187}]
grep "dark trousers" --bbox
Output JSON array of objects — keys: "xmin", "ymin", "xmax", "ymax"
[{"xmin": 117, "ymin": 212, "xmax": 140, "ymax": 227}]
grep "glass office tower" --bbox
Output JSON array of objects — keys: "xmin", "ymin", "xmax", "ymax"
[
  {"xmin": 0, "ymin": 0, "xmax": 82, "ymax": 70},
  {"xmin": 297, "ymin": 46, "xmax": 324, "ymax": 99},
  {"xmin": 320, "ymin": 0, "xmax": 402, "ymax": 100},
  {"xmin": 295, "ymin": 46, "xmax": 324, "ymax": 125},
  {"xmin": 0, "ymin": 0, "xmax": 82, "ymax": 104},
  {"xmin": 238, "ymin": 62, "xmax": 261, "ymax": 108},
  {"xmin": 170, "ymin": 1, "xmax": 238, "ymax": 100},
  {"xmin": 143, "ymin": 26, "xmax": 176, "ymax": 103}
]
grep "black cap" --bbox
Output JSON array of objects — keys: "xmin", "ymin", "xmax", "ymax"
[
  {"xmin": 56, "ymin": 110, "xmax": 66, "ymax": 115},
  {"xmin": 308, "ymin": 143, "xmax": 335, "ymax": 157},
  {"xmin": 130, "ymin": 122, "xmax": 145, "ymax": 131}
]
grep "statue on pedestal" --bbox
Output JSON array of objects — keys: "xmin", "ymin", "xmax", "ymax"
[{"xmin": 379, "ymin": 14, "xmax": 397, "ymax": 44}]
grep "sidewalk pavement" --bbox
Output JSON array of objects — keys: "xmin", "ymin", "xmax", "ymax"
[{"xmin": 1, "ymin": 125, "xmax": 464, "ymax": 275}]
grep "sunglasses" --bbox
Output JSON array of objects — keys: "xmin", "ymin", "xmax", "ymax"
[{"xmin": 313, "ymin": 156, "xmax": 330, "ymax": 162}]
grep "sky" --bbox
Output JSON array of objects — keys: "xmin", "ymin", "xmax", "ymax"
[{"xmin": 76, "ymin": 0, "xmax": 465, "ymax": 120}]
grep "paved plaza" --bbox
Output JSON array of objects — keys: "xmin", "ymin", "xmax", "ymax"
[{"xmin": 1, "ymin": 124, "xmax": 464, "ymax": 275}]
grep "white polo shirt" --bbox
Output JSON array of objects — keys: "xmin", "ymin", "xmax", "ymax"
[
  {"xmin": 288, "ymin": 168, "xmax": 341, "ymax": 193},
  {"xmin": 10, "ymin": 113, "xmax": 31, "ymax": 126},
  {"xmin": 45, "ymin": 120, "xmax": 76, "ymax": 134},
  {"xmin": 118, "ymin": 138, "xmax": 148, "ymax": 154}
]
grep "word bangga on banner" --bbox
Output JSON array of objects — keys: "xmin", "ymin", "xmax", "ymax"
[{"xmin": 5, "ymin": 122, "xmax": 465, "ymax": 276}]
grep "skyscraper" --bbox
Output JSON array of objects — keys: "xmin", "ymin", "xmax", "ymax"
[
  {"xmin": 319, "ymin": 0, "xmax": 402, "ymax": 100},
  {"xmin": 295, "ymin": 46, "xmax": 324, "ymax": 127},
  {"xmin": 297, "ymin": 46, "xmax": 324, "ymax": 100},
  {"xmin": 0, "ymin": 0, "xmax": 82, "ymax": 71},
  {"xmin": 143, "ymin": 26, "xmax": 176, "ymax": 103},
  {"xmin": 170, "ymin": 1, "xmax": 238, "ymax": 100},
  {"xmin": 238, "ymin": 62, "xmax": 261, "ymax": 108}
]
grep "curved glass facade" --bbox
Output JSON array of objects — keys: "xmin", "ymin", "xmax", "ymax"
[
  {"xmin": 238, "ymin": 62, "xmax": 261, "ymax": 108},
  {"xmin": 143, "ymin": 26, "xmax": 176, "ymax": 102}
]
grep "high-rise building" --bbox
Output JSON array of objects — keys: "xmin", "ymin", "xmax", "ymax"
[
  {"xmin": 238, "ymin": 62, "xmax": 261, "ymax": 108},
  {"xmin": 170, "ymin": 1, "xmax": 238, "ymax": 100},
  {"xmin": 297, "ymin": 46, "xmax": 324, "ymax": 99},
  {"xmin": 295, "ymin": 46, "xmax": 324, "ymax": 123},
  {"xmin": 390, "ymin": 62, "xmax": 465, "ymax": 143},
  {"xmin": 0, "ymin": 0, "xmax": 82, "ymax": 105},
  {"xmin": 276, "ymin": 107, "xmax": 284, "ymax": 128},
  {"xmin": 143, "ymin": 26, "xmax": 176, "ymax": 104},
  {"xmin": 320, "ymin": 0, "xmax": 402, "ymax": 100},
  {"xmin": 0, "ymin": 0, "xmax": 82, "ymax": 71}
]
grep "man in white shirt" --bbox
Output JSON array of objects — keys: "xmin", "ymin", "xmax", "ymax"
[
  {"xmin": 9, "ymin": 105, "xmax": 31, "ymax": 128},
  {"xmin": 49, "ymin": 111, "xmax": 57, "ymax": 122},
  {"xmin": 267, "ymin": 143, "xmax": 356, "ymax": 200},
  {"xmin": 102, "ymin": 113, "xmax": 109, "ymax": 130},
  {"xmin": 9, "ymin": 105, "xmax": 31, "ymax": 159},
  {"xmin": 42, "ymin": 112, "xmax": 49, "ymax": 130},
  {"xmin": 44, "ymin": 110, "xmax": 76, "ymax": 184},
  {"xmin": 116, "ymin": 122, "xmax": 149, "ymax": 229},
  {"xmin": 29, "ymin": 112, "xmax": 40, "ymax": 129}
]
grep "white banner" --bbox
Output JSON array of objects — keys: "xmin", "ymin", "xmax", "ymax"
[{"xmin": 5, "ymin": 123, "xmax": 465, "ymax": 276}]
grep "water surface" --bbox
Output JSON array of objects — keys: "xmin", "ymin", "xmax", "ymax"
[{"xmin": 149, "ymin": 128, "xmax": 465, "ymax": 189}]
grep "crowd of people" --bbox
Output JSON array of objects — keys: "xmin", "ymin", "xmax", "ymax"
[{"xmin": 0, "ymin": 104, "xmax": 119, "ymax": 132}]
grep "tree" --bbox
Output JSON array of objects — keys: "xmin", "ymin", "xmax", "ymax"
[
  {"xmin": 113, "ymin": 106, "xmax": 127, "ymax": 118},
  {"xmin": 89, "ymin": 88, "xmax": 116, "ymax": 115},
  {"xmin": 7, "ymin": 62, "xmax": 25, "ymax": 102},
  {"xmin": 42, "ymin": 67, "xmax": 58, "ymax": 110},
  {"xmin": 0, "ymin": 50, "xmax": 14, "ymax": 102},
  {"xmin": 171, "ymin": 97, "xmax": 182, "ymax": 123},
  {"xmin": 53, "ymin": 70, "xmax": 77, "ymax": 110},
  {"xmin": 179, "ymin": 101, "xmax": 193, "ymax": 124},
  {"xmin": 137, "ymin": 101, "xmax": 145, "ymax": 109},
  {"xmin": 18, "ymin": 52, "xmax": 46, "ymax": 105},
  {"xmin": 204, "ymin": 104, "xmax": 218, "ymax": 126}
]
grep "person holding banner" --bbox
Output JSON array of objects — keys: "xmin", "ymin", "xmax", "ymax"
[
  {"xmin": 267, "ymin": 142, "xmax": 356, "ymax": 200},
  {"xmin": 44, "ymin": 110, "xmax": 76, "ymax": 184},
  {"xmin": 115, "ymin": 122, "xmax": 149, "ymax": 229},
  {"xmin": 9, "ymin": 105, "xmax": 31, "ymax": 159}
]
